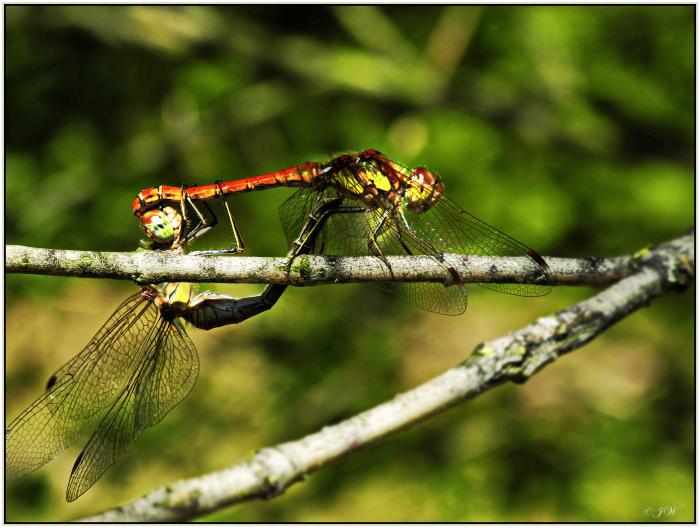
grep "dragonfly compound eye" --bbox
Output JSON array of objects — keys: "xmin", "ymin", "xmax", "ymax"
[
  {"xmin": 406, "ymin": 167, "xmax": 444, "ymax": 213},
  {"xmin": 141, "ymin": 209, "xmax": 175, "ymax": 243}
]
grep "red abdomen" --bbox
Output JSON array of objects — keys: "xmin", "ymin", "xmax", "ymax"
[{"xmin": 132, "ymin": 162, "xmax": 323, "ymax": 217}]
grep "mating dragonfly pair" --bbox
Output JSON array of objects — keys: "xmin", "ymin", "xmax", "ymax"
[{"xmin": 6, "ymin": 150, "xmax": 552, "ymax": 501}]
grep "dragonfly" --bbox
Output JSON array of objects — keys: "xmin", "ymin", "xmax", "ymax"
[
  {"xmin": 6, "ymin": 201, "xmax": 335, "ymax": 502},
  {"xmin": 132, "ymin": 149, "xmax": 552, "ymax": 315}
]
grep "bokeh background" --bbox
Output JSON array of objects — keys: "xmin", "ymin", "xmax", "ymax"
[{"xmin": 5, "ymin": 5, "xmax": 694, "ymax": 522}]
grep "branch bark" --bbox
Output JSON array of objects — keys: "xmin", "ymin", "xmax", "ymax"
[
  {"xmin": 6, "ymin": 243, "xmax": 648, "ymax": 287},
  {"xmin": 76, "ymin": 232, "xmax": 693, "ymax": 522}
]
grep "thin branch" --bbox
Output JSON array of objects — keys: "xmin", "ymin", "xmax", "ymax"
[
  {"xmin": 4, "ymin": 241, "xmax": 667, "ymax": 287},
  {"xmin": 77, "ymin": 233, "xmax": 693, "ymax": 522}
]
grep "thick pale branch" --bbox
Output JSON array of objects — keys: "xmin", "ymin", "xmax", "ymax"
[
  {"xmin": 78, "ymin": 233, "xmax": 693, "ymax": 522},
  {"xmin": 5, "ymin": 240, "xmax": 674, "ymax": 287}
]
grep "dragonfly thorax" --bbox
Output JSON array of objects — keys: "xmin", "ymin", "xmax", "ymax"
[
  {"xmin": 154, "ymin": 282, "xmax": 195, "ymax": 320},
  {"xmin": 404, "ymin": 167, "xmax": 444, "ymax": 213}
]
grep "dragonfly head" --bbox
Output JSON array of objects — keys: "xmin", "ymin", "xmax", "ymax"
[
  {"xmin": 405, "ymin": 167, "xmax": 444, "ymax": 213},
  {"xmin": 140, "ymin": 206, "xmax": 182, "ymax": 247}
]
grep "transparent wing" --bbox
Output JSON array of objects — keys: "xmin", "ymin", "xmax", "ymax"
[
  {"xmin": 279, "ymin": 188, "xmax": 323, "ymax": 250},
  {"xmin": 376, "ymin": 214, "xmax": 468, "ymax": 315},
  {"xmin": 66, "ymin": 316, "xmax": 198, "ymax": 501},
  {"xmin": 278, "ymin": 189, "xmax": 468, "ymax": 315},
  {"xmin": 406, "ymin": 196, "xmax": 553, "ymax": 296},
  {"xmin": 358, "ymin": 151, "xmax": 552, "ymax": 296},
  {"xmin": 5, "ymin": 290, "xmax": 156, "ymax": 480}
]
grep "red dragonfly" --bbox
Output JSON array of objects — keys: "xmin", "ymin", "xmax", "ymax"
[
  {"xmin": 133, "ymin": 149, "xmax": 552, "ymax": 315},
  {"xmin": 6, "ymin": 202, "xmax": 334, "ymax": 502}
]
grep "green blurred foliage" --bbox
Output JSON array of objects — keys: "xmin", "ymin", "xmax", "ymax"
[{"xmin": 5, "ymin": 5, "xmax": 693, "ymax": 522}]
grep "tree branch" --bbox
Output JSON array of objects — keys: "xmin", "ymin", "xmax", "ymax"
[
  {"xmin": 5, "ymin": 239, "xmax": 675, "ymax": 287},
  {"xmin": 77, "ymin": 232, "xmax": 693, "ymax": 522}
]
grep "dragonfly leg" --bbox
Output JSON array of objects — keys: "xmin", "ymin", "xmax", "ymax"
[
  {"xmin": 284, "ymin": 200, "xmax": 367, "ymax": 274},
  {"xmin": 396, "ymin": 208, "xmax": 462, "ymax": 287},
  {"xmin": 172, "ymin": 184, "xmax": 214, "ymax": 246},
  {"xmin": 178, "ymin": 182, "xmax": 243, "ymax": 254},
  {"xmin": 194, "ymin": 181, "xmax": 246, "ymax": 256},
  {"xmin": 366, "ymin": 208, "xmax": 395, "ymax": 275},
  {"xmin": 219, "ymin": 180, "xmax": 245, "ymax": 253},
  {"xmin": 183, "ymin": 194, "xmax": 216, "ymax": 244},
  {"xmin": 192, "ymin": 180, "xmax": 245, "ymax": 256},
  {"xmin": 394, "ymin": 210, "xmax": 415, "ymax": 256},
  {"xmin": 177, "ymin": 185, "xmax": 191, "ymax": 246},
  {"xmin": 288, "ymin": 196, "xmax": 341, "ymax": 256}
]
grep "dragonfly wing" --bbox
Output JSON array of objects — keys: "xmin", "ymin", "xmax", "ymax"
[
  {"xmin": 66, "ymin": 316, "xmax": 198, "ymax": 501},
  {"xmin": 6, "ymin": 290, "xmax": 157, "ymax": 480},
  {"xmin": 408, "ymin": 197, "xmax": 552, "ymax": 296},
  {"xmin": 279, "ymin": 188, "xmax": 321, "ymax": 248},
  {"xmin": 386, "ymin": 276, "xmax": 467, "ymax": 315},
  {"xmin": 375, "ymin": 215, "xmax": 468, "ymax": 315},
  {"xmin": 280, "ymin": 190, "xmax": 467, "ymax": 315},
  {"xmin": 278, "ymin": 187, "xmax": 359, "ymax": 254}
]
